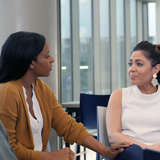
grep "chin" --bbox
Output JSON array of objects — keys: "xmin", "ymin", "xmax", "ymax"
[
  {"xmin": 39, "ymin": 73, "xmax": 50, "ymax": 77},
  {"xmin": 130, "ymin": 80, "xmax": 138, "ymax": 85}
]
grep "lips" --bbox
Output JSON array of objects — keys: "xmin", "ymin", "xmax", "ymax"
[{"xmin": 129, "ymin": 74, "xmax": 137, "ymax": 80}]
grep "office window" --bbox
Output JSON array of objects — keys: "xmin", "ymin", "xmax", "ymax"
[
  {"xmin": 148, "ymin": 2, "xmax": 156, "ymax": 43},
  {"xmin": 60, "ymin": 0, "xmax": 141, "ymax": 103},
  {"xmin": 79, "ymin": 0, "xmax": 93, "ymax": 94},
  {"xmin": 100, "ymin": 0, "xmax": 111, "ymax": 93},
  {"xmin": 142, "ymin": 1, "xmax": 157, "ymax": 43},
  {"xmin": 60, "ymin": 0, "xmax": 72, "ymax": 102},
  {"xmin": 116, "ymin": 0, "xmax": 126, "ymax": 88},
  {"xmin": 130, "ymin": 0, "xmax": 137, "ymax": 50}
]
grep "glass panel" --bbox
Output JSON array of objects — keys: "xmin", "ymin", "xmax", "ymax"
[
  {"xmin": 60, "ymin": 0, "xmax": 72, "ymax": 102},
  {"xmin": 100, "ymin": 0, "xmax": 111, "ymax": 94},
  {"xmin": 116, "ymin": 0, "xmax": 125, "ymax": 88},
  {"xmin": 79, "ymin": 0, "xmax": 93, "ymax": 93},
  {"xmin": 148, "ymin": 2, "xmax": 156, "ymax": 43},
  {"xmin": 130, "ymin": 0, "xmax": 137, "ymax": 51}
]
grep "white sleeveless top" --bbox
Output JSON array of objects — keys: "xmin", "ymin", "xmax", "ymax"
[
  {"xmin": 23, "ymin": 87, "xmax": 43, "ymax": 151},
  {"xmin": 122, "ymin": 85, "xmax": 160, "ymax": 145}
]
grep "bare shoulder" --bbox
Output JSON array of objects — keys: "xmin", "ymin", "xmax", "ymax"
[
  {"xmin": 110, "ymin": 89, "xmax": 122, "ymax": 99},
  {"xmin": 108, "ymin": 89, "xmax": 122, "ymax": 109}
]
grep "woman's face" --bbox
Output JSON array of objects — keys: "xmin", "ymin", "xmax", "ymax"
[
  {"xmin": 128, "ymin": 50, "xmax": 156, "ymax": 86},
  {"xmin": 31, "ymin": 42, "xmax": 55, "ymax": 77}
]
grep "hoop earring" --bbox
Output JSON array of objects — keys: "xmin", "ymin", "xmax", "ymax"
[{"xmin": 152, "ymin": 73, "xmax": 158, "ymax": 87}]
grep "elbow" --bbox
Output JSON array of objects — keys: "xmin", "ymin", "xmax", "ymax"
[{"xmin": 108, "ymin": 131, "xmax": 120, "ymax": 144}]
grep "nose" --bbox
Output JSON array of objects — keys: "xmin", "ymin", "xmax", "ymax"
[{"xmin": 129, "ymin": 64, "xmax": 136, "ymax": 72}]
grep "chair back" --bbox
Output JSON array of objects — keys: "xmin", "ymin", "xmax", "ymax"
[
  {"xmin": 97, "ymin": 106, "xmax": 111, "ymax": 160},
  {"xmin": 80, "ymin": 93, "xmax": 110, "ymax": 129}
]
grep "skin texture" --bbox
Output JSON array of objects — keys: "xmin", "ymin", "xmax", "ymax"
[
  {"xmin": 128, "ymin": 50, "xmax": 158, "ymax": 93},
  {"xmin": 106, "ymin": 50, "xmax": 160, "ymax": 152},
  {"xmin": 30, "ymin": 42, "xmax": 54, "ymax": 77}
]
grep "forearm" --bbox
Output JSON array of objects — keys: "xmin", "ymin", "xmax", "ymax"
[
  {"xmin": 82, "ymin": 135, "xmax": 108, "ymax": 156},
  {"xmin": 109, "ymin": 132, "xmax": 147, "ymax": 149},
  {"xmin": 82, "ymin": 135, "xmax": 131, "ymax": 158}
]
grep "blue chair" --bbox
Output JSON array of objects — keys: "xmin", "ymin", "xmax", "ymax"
[
  {"xmin": 78, "ymin": 93, "xmax": 110, "ymax": 160},
  {"xmin": 80, "ymin": 93, "xmax": 110, "ymax": 130}
]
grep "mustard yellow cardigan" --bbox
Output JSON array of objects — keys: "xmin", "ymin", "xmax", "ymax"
[{"xmin": 0, "ymin": 79, "xmax": 89, "ymax": 160}]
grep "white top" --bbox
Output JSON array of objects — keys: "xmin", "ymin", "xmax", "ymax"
[
  {"xmin": 23, "ymin": 86, "xmax": 43, "ymax": 151},
  {"xmin": 122, "ymin": 85, "xmax": 160, "ymax": 145}
]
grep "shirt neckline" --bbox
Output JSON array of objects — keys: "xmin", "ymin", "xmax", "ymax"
[{"xmin": 134, "ymin": 85, "xmax": 160, "ymax": 97}]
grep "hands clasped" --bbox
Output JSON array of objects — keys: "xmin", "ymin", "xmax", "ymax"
[{"xmin": 103, "ymin": 143, "xmax": 131, "ymax": 158}]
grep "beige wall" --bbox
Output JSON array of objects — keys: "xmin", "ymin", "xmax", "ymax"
[
  {"xmin": 0, "ymin": 0, "xmax": 59, "ymax": 95},
  {"xmin": 0, "ymin": 0, "xmax": 59, "ymax": 151}
]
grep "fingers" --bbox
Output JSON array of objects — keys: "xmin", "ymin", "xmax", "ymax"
[
  {"xmin": 111, "ymin": 147, "xmax": 124, "ymax": 152},
  {"xmin": 63, "ymin": 147, "xmax": 75, "ymax": 160},
  {"xmin": 110, "ymin": 143, "xmax": 131, "ymax": 150},
  {"xmin": 69, "ymin": 148, "xmax": 75, "ymax": 160}
]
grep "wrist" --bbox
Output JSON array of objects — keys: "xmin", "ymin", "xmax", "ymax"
[{"xmin": 100, "ymin": 145, "xmax": 110, "ymax": 156}]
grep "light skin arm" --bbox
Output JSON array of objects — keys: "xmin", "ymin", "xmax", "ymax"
[
  {"xmin": 107, "ymin": 89, "xmax": 160, "ymax": 152},
  {"xmin": 106, "ymin": 89, "xmax": 148, "ymax": 149}
]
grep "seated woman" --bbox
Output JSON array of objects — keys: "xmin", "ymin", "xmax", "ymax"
[
  {"xmin": 0, "ymin": 31, "xmax": 127, "ymax": 160},
  {"xmin": 106, "ymin": 41, "xmax": 160, "ymax": 160}
]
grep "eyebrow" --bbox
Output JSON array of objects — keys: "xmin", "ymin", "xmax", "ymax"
[{"xmin": 129, "ymin": 59, "xmax": 143, "ymax": 62}]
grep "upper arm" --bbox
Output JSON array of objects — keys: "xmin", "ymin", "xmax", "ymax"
[
  {"xmin": 43, "ymin": 86, "xmax": 89, "ymax": 145},
  {"xmin": 106, "ymin": 89, "xmax": 122, "ymax": 135},
  {"xmin": 0, "ymin": 86, "xmax": 19, "ymax": 129}
]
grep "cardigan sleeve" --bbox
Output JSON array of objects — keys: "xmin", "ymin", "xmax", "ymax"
[
  {"xmin": 52, "ymin": 103, "xmax": 90, "ymax": 145},
  {"xmin": 41, "ymin": 82, "xmax": 90, "ymax": 145},
  {"xmin": 0, "ymin": 85, "xmax": 40, "ymax": 160}
]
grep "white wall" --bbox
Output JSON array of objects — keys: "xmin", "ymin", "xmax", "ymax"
[
  {"xmin": 0, "ymin": 0, "xmax": 59, "ymax": 151},
  {"xmin": 0, "ymin": 0, "xmax": 59, "ymax": 95}
]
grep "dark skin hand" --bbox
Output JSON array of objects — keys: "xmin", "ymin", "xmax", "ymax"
[
  {"xmin": 40, "ymin": 148, "xmax": 75, "ymax": 160},
  {"xmin": 82, "ymin": 135, "xmax": 131, "ymax": 158}
]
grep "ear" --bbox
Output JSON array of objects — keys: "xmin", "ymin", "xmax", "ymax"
[
  {"xmin": 153, "ymin": 64, "xmax": 160, "ymax": 75},
  {"xmin": 29, "ymin": 61, "xmax": 35, "ymax": 69}
]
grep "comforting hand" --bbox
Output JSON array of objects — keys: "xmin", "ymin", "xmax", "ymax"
[
  {"xmin": 102, "ymin": 143, "xmax": 131, "ymax": 158},
  {"xmin": 40, "ymin": 147, "xmax": 75, "ymax": 160}
]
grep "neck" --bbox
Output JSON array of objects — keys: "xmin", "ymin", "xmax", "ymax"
[
  {"xmin": 20, "ymin": 71, "xmax": 37, "ymax": 89},
  {"xmin": 137, "ymin": 83, "xmax": 158, "ymax": 94}
]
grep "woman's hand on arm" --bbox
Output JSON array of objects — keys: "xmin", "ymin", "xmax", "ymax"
[
  {"xmin": 81, "ymin": 135, "xmax": 130, "ymax": 158},
  {"xmin": 40, "ymin": 148, "xmax": 75, "ymax": 160},
  {"xmin": 102, "ymin": 143, "xmax": 131, "ymax": 158}
]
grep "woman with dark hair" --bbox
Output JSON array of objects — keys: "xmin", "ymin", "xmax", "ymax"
[
  {"xmin": 106, "ymin": 41, "xmax": 160, "ymax": 160},
  {"xmin": 0, "ymin": 31, "xmax": 127, "ymax": 160}
]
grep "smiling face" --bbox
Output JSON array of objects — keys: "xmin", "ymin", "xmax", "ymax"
[
  {"xmin": 128, "ymin": 50, "xmax": 156, "ymax": 86},
  {"xmin": 30, "ymin": 41, "xmax": 55, "ymax": 77}
]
